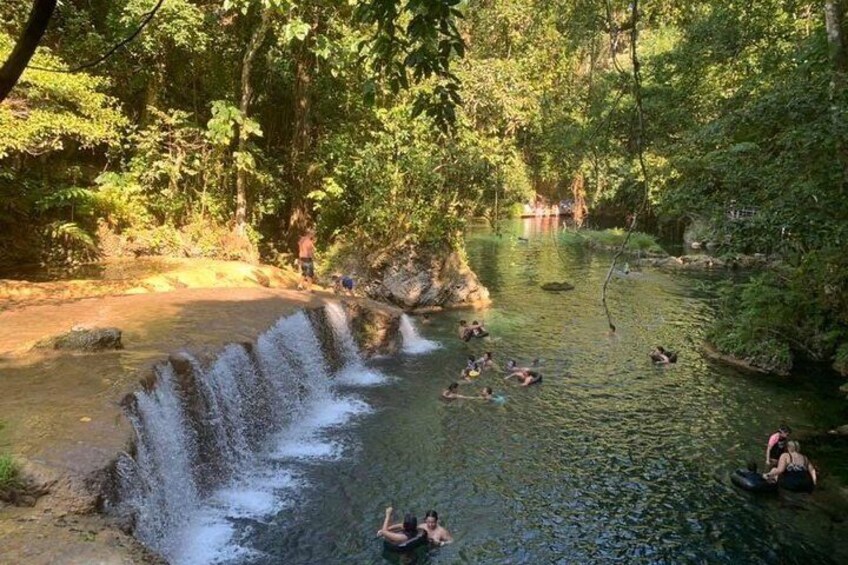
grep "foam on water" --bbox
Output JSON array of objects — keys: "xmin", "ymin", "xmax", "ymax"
[{"xmin": 399, "ymin": 313, "xmax": 441, "ymax": 354}]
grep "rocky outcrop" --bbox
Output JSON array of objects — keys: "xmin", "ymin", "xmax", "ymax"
[
  {"xmin": 343, "ymin": 301, "xmax": 401, "ymax": 357},
  {"xmin": 353, "ymin": 244, "xmax": 490, "ymax": 309},
  {"xmin": 35, "ymin": 327, "xmax": 123, "ymax": 351},
  {"xmin": 701, "ymin": 341, "xmax": 791, "ymax": 377},
  {"xmin": 637, "ymin": 253, "xmax": 781, "ymax": 271}
]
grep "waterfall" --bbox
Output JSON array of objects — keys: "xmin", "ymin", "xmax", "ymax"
[
  {"xmin": 399, "ymin": 313, "xmax": 440, "ymax": 354},
  {"xmin": 325, "ymin": 301, "xmax": 387, "ymax": 386},
  {"xmin": 112, "ymin": 306, "xmax": 382, "ymax": 564}
]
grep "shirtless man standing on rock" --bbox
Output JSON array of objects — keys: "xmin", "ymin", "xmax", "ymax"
[{"xmin": 298, "ymin": 229, "xmax": 316, "ymax": 292}]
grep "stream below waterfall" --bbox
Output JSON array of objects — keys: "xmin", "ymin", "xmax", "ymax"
[{"xmin": 124, "ymin": 219, "xmax": 848, "ymax": 564}]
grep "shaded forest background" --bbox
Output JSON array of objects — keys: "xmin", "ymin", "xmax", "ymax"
[{"xmin": 2, "ymin": 0, "xmax": 848, "ymax": 373}]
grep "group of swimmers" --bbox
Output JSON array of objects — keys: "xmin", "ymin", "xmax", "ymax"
[
  {"xmin": 377, "ymin": 507, "xmax": 452, "ymax": 547},
  {"xmin": 441, "ymin": 322, "xmax": 545, "ymax": 404}
]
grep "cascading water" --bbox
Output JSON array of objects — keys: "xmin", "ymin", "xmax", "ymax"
[
  {"xmin": 110, "ymin": 304, "xmax": 420, "ymax": 564},
  {"xmin": 399, "ymin": 313, "xmax": 440, "ymax": 354},
  {"xmin": 325, "ymin": 301, "xmax": 388, "ymax": 386}
]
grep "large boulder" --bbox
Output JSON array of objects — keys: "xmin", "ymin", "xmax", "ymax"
[
  {"xmin": 35, "ymin": 327, "xmax": 123, "ymax": 352},
  {"xmin": 352, "ymin": 244, "xmax": 489, "ymax": 309}
]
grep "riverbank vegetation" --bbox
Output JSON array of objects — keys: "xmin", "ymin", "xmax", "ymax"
[
  {"xmin": 0, "ymin": 454, "xmax": 20, "ymax": 493},
  {"xmin": 559, "ymin": 229, "xmax": 664, "ymax": 255},
  {"xmin": 2, "ymin": 1, "xmax": 848, "ymax": 373}
]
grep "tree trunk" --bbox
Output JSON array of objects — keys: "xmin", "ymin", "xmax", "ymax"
[
  {"xmin": 284, "ymin": 14, "xmax": 319, "ymax": 249},
  {"xmin": 825, "ymin": 1, "xmax": 848, "ymax": 190},
  {"xmin": 0, "ymin": 0, "xmax": 57, "ymax": 102},
  {"xmin": 826, "ymin": 2, "xmax": 848, "ymax": 75},
  {"xmin": 234, "ymin": 9, "xmax": 271, "ymax": 236}
]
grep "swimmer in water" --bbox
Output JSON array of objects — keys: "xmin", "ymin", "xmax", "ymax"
[
  {"xmin": 458, "ymin": 320, "xmax": 473, "ymax": 341},
  {"xmin": 441, "ymin": 382, "xmax": 477, "ymax": 400},
  {"xmin": 377, "ymin": 507, "xmax": 420, "ymax": 545},
  {"xmin": 504, "ymin": 369, "xmax": 542, "ymax": 387},
  {"xmin": 650, "ymin": 346, "xmax": 677, "ymax": 364},
  {"xmin": 470, "ymin": 320, "xmax": 488, "ymax": 337},
  {"xmin": 477, "ymin": 351, "xmax": 495, "ymax": 370},
  {"xmin": 418, "ymin": 510, "xmax": 453, "ymax": 546}
]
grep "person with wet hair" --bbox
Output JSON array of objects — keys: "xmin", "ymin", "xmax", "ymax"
[
  {"xmin": 418, "ymin": 510, "xmax": 453, "ymax": 546},
  {"xmin": 378, "ymin": 507, "xmax": 423, "ymax": 544},
  {"xmin": 765, "ymin": 425, "xmax": 792, "ymax": 468},
  {"xmin": 763, "ymin": 440, "xmax": 817, "ymax": 492}
]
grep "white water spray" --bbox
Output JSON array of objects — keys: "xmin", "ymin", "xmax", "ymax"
[{"xmin": 399, "ymin": 313, "xmax": 440, "ymax": 354}]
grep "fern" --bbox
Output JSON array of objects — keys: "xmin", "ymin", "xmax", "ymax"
[{"xmin": 44, "ymin": 221, "xmax": 97, "ymax": 251}]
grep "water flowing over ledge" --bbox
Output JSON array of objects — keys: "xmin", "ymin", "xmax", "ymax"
[{"xmin": 104, "ymin": 301, "xmax": 431, "ymax": 563}]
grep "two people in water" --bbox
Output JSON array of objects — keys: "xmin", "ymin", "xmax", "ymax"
[
  {"xmin": 735, "ymin": 424, "xmax": 818, "ymax": 493},
  {"xmin": 762, "ymin": 440, "xmax": 817, "ymax": 491},
  {"xmin": 762, "ymin": 424, "xmax": 817, "ymax": 490},
  {"xmin": 503, "ymin": 358, "xmax": 542, "ymax": 386},
  {"xmin": 504, "ymin": 368, "xmax": 542, "ymax": 386},
  {"xmin": 460, "ymin": 352, "xmax": 496, "ymax": 381},
  {"xmin": 377, "ymin": 507, "xmax": 453, "ymax": 547},
  {"xmin": 441, "ymin": 383, "xmax": 503, "ymax": 403},
  {"xmin": 650, "ymin": 346, "xmax": 677, "ymax": 364},
  {"xmin": 458, "ymin": 320, "xmax": 488, "ymax": 342}
]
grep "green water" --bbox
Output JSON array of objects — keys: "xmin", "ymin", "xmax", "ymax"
[{"xmin": 256, "ymin": 219, "xmax": 848, "ymax": 564}]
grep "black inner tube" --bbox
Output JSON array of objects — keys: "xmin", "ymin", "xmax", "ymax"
[{"xmin": 383, "ymin": 531, "xmax": 428, "ymax": 553}]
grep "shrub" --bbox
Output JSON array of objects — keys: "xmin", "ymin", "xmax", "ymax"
[{"xmin": 0, "ymin": 453, "xmax": 20, "ymax": 491}]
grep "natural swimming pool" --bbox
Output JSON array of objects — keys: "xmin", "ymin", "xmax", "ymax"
[{"xmin": 234, "ymin": 220, "xmax": 848, "ymax": 564}]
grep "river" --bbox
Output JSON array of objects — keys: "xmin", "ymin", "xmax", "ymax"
[{"xmin": 230, "ymin": 220, "xmax": 848, "ymax": 563}]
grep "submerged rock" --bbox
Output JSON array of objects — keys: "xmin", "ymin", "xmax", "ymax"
[
  {"xmin": 36, "ymin": 327, "xmax": 123, "ymax": 352},
  {"xmin": 540, "ymin": 281, "xmax": 575, "ymax": 292}
]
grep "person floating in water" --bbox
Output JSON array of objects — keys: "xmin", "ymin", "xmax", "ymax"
[
  {"xmin": 377, "ymin": 507, "xmax": 423, "ymax": 545},
  {"xmin": 441, "ymin": 382, "xmax": 477, "ymax": 401},
  {"xmin": 418, "ymin": 510, "xmax": 453, "ymax": 546},
  {"xmin": 476, "ymin": 351, "xmax": 495, "ymax": 370},
  {"xmin": 504, "ymin": 368, "xmax": 542, "ymax": 387},
  {"xmin": 458, "ymin": 320, "xmax": 489, "ymax": 341},
  {"xmin": 470, "ymin": 320, "xmax": 488, "ymax": 338},
  {"xmin": 649, "ymin": 346, "xmax": 677, "ymax": 364},
  {"xmin": 458, "ymin": 320, "xmax": 472, "ymax": 341},
  {"xmin": 479, "ymin": 386, "xmax": 506, "ymax": 404},
  {"xmin": 459, "ymin": 356, "xmax": 482, "ymax": 381},
  {"xmin": 766, "ymin": 424, "xmax": 791, "ymax": 468}
]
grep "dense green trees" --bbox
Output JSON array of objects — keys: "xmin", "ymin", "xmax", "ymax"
[{"xmin": 2, "ymin": 1, "xmax": 848, "ymax": 371}]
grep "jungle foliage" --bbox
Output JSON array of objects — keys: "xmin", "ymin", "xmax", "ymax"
[{"xmin": 2, "ymin": 1, "xmax": 848, "ymax": 373}]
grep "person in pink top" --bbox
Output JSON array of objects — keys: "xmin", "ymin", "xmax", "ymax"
[{"xmin": 766, "ymin": 425, "xmax": 791, "ymax": 468}]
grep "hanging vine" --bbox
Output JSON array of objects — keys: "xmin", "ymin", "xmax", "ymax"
[{"xmin": 600, "ymin": 0, "xmax": 651, "ymax": 334}]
